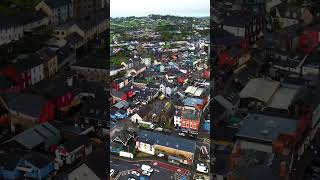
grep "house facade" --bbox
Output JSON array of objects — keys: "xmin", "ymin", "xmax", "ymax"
[
  {"xmin": 0, "ymin": 19, "xmax": 24, "ymax": 45},
  {"xmin": 35, "ymin": 0, "xmax": 73, "ymax": 26}
]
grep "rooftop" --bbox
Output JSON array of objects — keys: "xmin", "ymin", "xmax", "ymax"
[
  {"xmin": 138, "ymin": 130, "xmax": 196, "ymax": 153},
  {"xmin": 236, "ymin": 113, "xmax": 298, "ymax": 143}
]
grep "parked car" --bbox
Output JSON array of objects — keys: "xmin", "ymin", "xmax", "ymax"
[
  {"xmin": 139, "ymin": 176, "xmax": 149, "ymax": 180},
  {"xmin": 128, "ymin": 178, "xmax": 136, "ymax": 180},
  {"xmin": 131, "ymin": 170, "xmax": 140, "ymax": 177},
  {"xmin": 141, "ymin": 164, "xmax": 154, "ymax": 173},
  {"xmin": 157, "ymin": 153, "xmax": 165, "ymax": 157},
  {"xmin": 178, "ymin": 132, "xmax": 186, "ymax": 136},
  {"xmin": 154, "ymin": 127, "xmax": 163, "ymax": 132},
  {"xmin": 142, "ymin": 170, "xmax": 151, "ymax": 176},
  {"xmin": 196, "ymin": 163, "xmax": 209, "ymax": 173},
  {"xmin": 110, "ymin": 169, "xmax": 116, "ymax": 177}
]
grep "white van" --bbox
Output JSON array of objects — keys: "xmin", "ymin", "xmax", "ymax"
[{"xmin": 141, "ymin": 164, "xmax": 154, "ymax": 173}]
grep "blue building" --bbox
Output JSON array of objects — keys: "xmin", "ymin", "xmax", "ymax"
[
  {"xmin": 0, "ymin": 153, "xmax": 22, "ymax": 180},
  {"xmin": 22, "ymin": 152, "xmax": 54, "ymax": 179}
]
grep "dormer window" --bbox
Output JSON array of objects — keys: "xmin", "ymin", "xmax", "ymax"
[
  {"xmin": 293, "ymin": 12, "xmax": 297, "ymax": 19},
  {"xmin": 286, "ymin": 11, "xmax": 290, "ymax": 18}
]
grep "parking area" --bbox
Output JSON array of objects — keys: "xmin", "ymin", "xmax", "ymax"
[{"xmin": 110, "ymin": 157, "xmax": 183, "ymax": 180}]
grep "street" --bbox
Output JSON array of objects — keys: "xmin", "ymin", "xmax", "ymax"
[{"xmin": 110, "ymin": 155, "xmax": 188, "ymax": 180}]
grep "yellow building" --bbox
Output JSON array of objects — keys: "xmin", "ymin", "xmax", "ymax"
[
  {"xmin": 37, "ymin": 48, "xmax": 58, "ymax": 77},
  {"xmin": 136, "ymin": 130, "xmax": 196, "ymax": 165}
]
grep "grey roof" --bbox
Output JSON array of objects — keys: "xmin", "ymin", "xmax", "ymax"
[
  {"xmin": 11, "ymin": 54, "xmax": 43, "ymax": 72},
  {"xmin": 239, "ymin": 78, "xmax": 280, "ymax": 103},
  {"xmin": 0, "ymin": 75, "xmax": 15, "ymax": 89},
  {"xmin": 113, "ymin": 100, "xmax": 129, "ymax": 109},
  {"xmin": 267, "ymin": 87, "xmax": 299, "ymax": 110},
  {"xmin": 68, "ymin": 163, "xmax": 100, "ymax": 180},
  {"xmin": 9, "ymin": 122, "xmax": 60, "ymax": 149},
  {"xmin": 1, "ymin": 93, "xmax": 49, "ymax": 117},
  {"xmin": 236, "ymin": 113, "xmax": 298, "ymax": 143},
  {"xmin": 65, "ymin": 32, "xmax": 84, "ymax": 47},
  {"xmin": 73, "ymin": 53, "xmax": 107, "ymax": 69},
  {"xmin": 0, "ymin": 15, "xmax": 23, "ymax": 30},
  {"xmin": 23, "ymin": 152, "xmax": 52, "ymax": 168},
  {"xmin": 138, "ymin": 130, "xmax": 196, "ymax": 154},
  {"xmin": 62, "ymin": 135, "xmax": 89, "ymax": 152},
  {"xmin": 44, "ymin": 0, "xmax": 71, "ymax": 9}
]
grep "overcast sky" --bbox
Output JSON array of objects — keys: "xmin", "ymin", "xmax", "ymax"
[{"xmin": 110, "ymin": 0, "xmax": 210, "ymax": 17}]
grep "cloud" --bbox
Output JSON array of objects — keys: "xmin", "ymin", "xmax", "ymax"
[{"xmin": 110, "ymin": 0, "xmax": 210, "ymax": 17}]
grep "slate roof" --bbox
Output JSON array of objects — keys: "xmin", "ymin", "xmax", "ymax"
[
  {"xmin": 0, "ymin": 75, "xmax": 15, "ymax": 89},
  {"xmin": 73, "ymin": 53, "xmax": 107, "ymax": 69},
  {"xmin": 24, "ymin": 152, "xmax": 52, "ymax": 168},
  {"xmin": 1, "ymin": 93, "xmax": 48, "ymax": 118},
  {"xmin": 68, "ymin": 163, "xmax": 100, "ymax": 180},
  {"xmin": 11, "ymin": 54, "xmax": 43, "ymax": 72},
  {"xmin": 7, "ymin": 122, "xmax": 60, "ymax": 150},
  {"xmin": 85, "ymin": 147, "xmax": 108, "ymax": 179},
  {"xmin": 29, "ymin": 78, "xmax": 74, "ymax": 99},
  {"xmin": 223, "ymin": 12, "xmax": 255, "ymax": 27},
  {"xmin": 0, "ymin": 15, "xmax": 23, "ymax": 29},
  {"xmin": 267, "ymin": 87, "xmax": 299, "ymax": 110},
  {"xmin": 62, "ymin": 135, "xmax": 90, "ymax": 152},
  {"xmin": 65, "ymin": 32, "xmax": 84, "ymax": 47},
  {"xmin": 19, "ymin": 11, "xmax": 48, "ymax": 25},
  {"xmin": 80, "ymin": 98, "xmax": 107, "ymax": 121},
  {"xmin": 138, "ymin": 130, "xmax": 196, "ymax": 154},
  {"xmin": 236, "ymin": 113, "xmax": 298, "ymax": 143},
  {"xmin": 44, "ymin": 0, "xmax": 72, "ymax": 9},
  {"xmin": 136, "ymin": 105, "xmax": 152, "ymax": 119},
  {"xmin": 0, "ymin": 152, "xmax": 21, "ymax": 170},
  {"xmin": 239, "ymin": 78, "xmax": 280, "ymax": 103},
  {"xmin": 111, "ymin": 128, "xmax": 135, "ymax": 146}
]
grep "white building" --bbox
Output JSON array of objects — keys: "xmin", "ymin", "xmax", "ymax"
[
  {"xmin": 0, "ymin": 22, "xmax": 23, "ymax": 45},
  {"xmin": 30, "ymin": 63, "xmax": 45, "ymax": 85}
]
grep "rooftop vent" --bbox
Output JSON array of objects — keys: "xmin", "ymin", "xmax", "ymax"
[
  {"xmin": 260, "ymin": 129, "xmax": 269, "ymax": 135},
  {"xmin": 266, "ymin": 120, "xmax": 276, "ymax": 128}
]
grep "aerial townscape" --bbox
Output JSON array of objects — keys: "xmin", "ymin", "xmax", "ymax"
[
  {"xmin": 212, "ymin": 0, "xmax": 320, "ymax": 180},
  {"xmin": 0, "ymin": 0, "xmax": 109, "ymax": 180},
  {"xmin": 109, "ymin": 14, "xmax": 210, "ymax": 180},
  {"xmin": 1, "ymin": 0, "xmax": 320, "ymax": 180}
]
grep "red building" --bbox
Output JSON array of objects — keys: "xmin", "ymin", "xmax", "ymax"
[
  {"xmin": 0, "ymin": 65, "xmax": 31, "ymax": 93},
  {"xmin": 299, "ymin": 26, "xmax": 320, "ymax": 53},
  {"xmin": 0, "ymin": 93, "xmax": 55, "ymax": 124},
  {"xmin": 180, "ymin": 108, "xmax": 201, "ymax": 131},
  {"xmin": 202, "ymin": 70, "xmax": 210, "ymax": 79},
  {"xmin": 39, "ymin": 101, "xmax": 55, "ymax": 123},
  {"xmin": 217, "ymin": 47, "xmax": 243, "ymax": 67},
  {"xmin": 111, "ymin": 90, "xmax": 128, "ymax": 103},
  {"xmin": 177, "ymin": 75, "xmax": 188, "ymax": 85}
]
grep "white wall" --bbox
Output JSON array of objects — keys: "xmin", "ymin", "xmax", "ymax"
[
  {"xmin": 240, "ymin": 140, "xmax": 272, "ymax": 153},
  {"xmin": 136, "ymin": 141, "xmax": 155, "ymax": 155},
  {"xmin": 131, "ymin": 113, "xmax": 142, "ymax": 123},
  {"xmin": 0, "ymin": 26, "xmax": 24, "ymax": 45},
  {"xmin": 174, "ymin": 115, "xmax": 181, "ymax": 127},
  {"xmin": 30, "ymin": 64, "xmax": 44, "ymax": 85},
  {"xmin": 223, "ymin": 25, "xmax": 245, "ymax": 37}
]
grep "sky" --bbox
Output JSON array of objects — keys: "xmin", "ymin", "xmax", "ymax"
[{"xmin": 110, "ymin": 0, "xmax": 210, "ymax": 18}]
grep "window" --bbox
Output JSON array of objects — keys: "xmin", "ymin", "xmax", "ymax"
[
  {"xmin": 186, "ymin": 123, "xmax": 189, "ymax": 128},
  {"xmin": 85, "ymin": 117, "xmax": 89, "ymax": 123}
]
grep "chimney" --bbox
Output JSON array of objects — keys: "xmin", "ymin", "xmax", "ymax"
[
  {"xmin": 66, "ymin": 76, "xmax": 73, "ymax": 87},
  {"xmin": 279, "ymin": 161, "xmax": 286, "ymax": 177}
]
